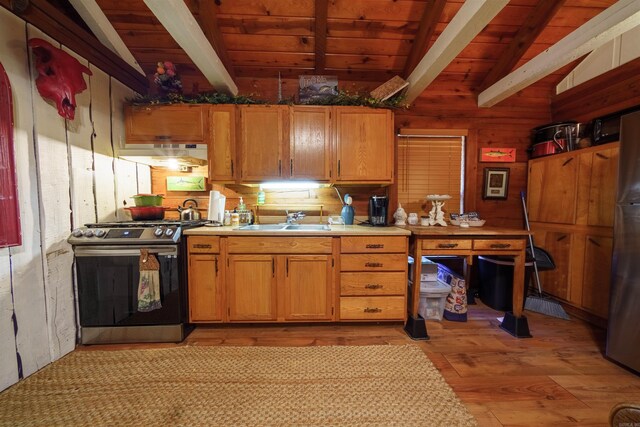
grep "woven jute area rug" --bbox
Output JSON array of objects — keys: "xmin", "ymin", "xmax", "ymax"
[{"xmin": 0, "ymin": 344, "xmax": 476, "ymax": 426}]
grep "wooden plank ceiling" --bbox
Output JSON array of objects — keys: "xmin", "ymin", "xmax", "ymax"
[{"xmin": 93, "ymin": 0, "xmax": 616, "ymax": 103}]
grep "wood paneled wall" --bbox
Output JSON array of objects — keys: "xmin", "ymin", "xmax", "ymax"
[
  {"xmin": 552, "ymin": 57, "xmax": 640, "ymax": 123},
  {"xmin": 0, "ymin": 7, "xmax": 151, "ymax": 392}
]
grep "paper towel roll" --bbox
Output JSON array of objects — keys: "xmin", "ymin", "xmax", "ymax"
[{"xmin": 208, "ymin": 191, "xmax": 225, "ymax": 222}]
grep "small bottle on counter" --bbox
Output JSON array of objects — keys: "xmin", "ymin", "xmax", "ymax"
[
  {"xmin": 223, "ymin": 210, "xmax": 231, "ymax": 226},
  {"xmin": 238, "ymin": 197, "xmax": 246, "ymax": 211},
  {"xmin": 231, "ymin": 211, "xmax": 240, "ymax": 227},
  {"xmin": 257, "ymin": 187, "xmax": 266, "ymax": 205}
]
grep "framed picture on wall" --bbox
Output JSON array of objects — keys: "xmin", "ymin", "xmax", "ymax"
[{"xmin": 483, "ymin": 168, "xmax": 509, "ymax": 200}]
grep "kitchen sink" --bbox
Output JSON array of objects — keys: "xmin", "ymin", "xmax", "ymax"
[
  {"xmin": 283, "ymin": 224, "xmax": 330, "ymax": 231},
  {"xmin": 236, "ymin": 224, "xmax": 330, "ymax": 231}
]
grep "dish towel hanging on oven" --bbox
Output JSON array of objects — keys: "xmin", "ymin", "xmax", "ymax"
[{"xmin": 138, "ymin": 249, "xmax": 162, "ymax": 312}]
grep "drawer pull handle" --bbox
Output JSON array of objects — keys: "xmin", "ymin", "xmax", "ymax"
[
  {"xmin": 365, "ymin": 262, "xmax": 383, "ymax": 268},
  {"xmin": 364, "ymin": 307, "xmax": 382, "ymax": 313},
  {"xmin": 562, "ymin": 158, "xmax": 574, "ymax": 166},
  {"xmin": 438, "ymin": 243, "xmax": 458, "ymax": 249},
  {"xmin": 490, "ymin": 243, "xmax": 511, "ymax": 249},
  {"xmin": 193, "ymin": 244, "xmax": 212, "ymax": 249},
  {"xmin": 365, "ymin": 284, "xmax": 382, "ymax": 290},
  {"xmin": 154, "ymin": 135, "xmax": 171, "ymax": 140},
  {"xmin": 587, "ymin": 237, "xmax": 601, "ymax": 247},
  {"xmin": 365, "ymin": 244, "xmax": 384, "ymax": 249}
]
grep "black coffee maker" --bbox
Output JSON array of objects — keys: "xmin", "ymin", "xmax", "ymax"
[{"xmin": 368, "ymin": 195, "xmax": 389, "ymax": 226}]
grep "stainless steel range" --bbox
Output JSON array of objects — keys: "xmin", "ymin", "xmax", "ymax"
[{"xmin": 69, "ymin": 220, "xmax": 207, "ymax": 344}]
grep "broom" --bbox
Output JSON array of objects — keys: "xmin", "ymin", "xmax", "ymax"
[{"xmin": 521, "ymin": 191, "xmax": 571, "ymax": 320}]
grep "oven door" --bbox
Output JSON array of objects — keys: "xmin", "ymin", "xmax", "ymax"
[{"xmin": 74, "ymin": 245, "xmax": 182, "ymax": 327}]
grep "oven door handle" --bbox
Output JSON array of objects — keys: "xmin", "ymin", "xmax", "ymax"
[{"xmin": 73, "ymin": 246, "xmax": 179, "ymax": 257}]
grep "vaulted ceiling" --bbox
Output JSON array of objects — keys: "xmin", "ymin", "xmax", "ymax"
[{"xmin": 89, "ymin": 0, "xmax": 617, "ymax": 103}]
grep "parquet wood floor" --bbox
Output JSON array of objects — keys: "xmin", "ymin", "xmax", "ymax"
[{"xmin": 80, "ymin": 303, "xmax": 640, "ymax": 426}]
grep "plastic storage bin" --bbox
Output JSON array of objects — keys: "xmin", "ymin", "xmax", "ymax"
[
  {"xmin": 407, "ymin": 256, "xmax": 439, "ymax": 282},
  {"xmin": 418, "ymin": 281, "xmax": 452, "ymax": 321}
]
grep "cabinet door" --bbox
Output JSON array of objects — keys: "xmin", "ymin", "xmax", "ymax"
[
  {"xmin": 527, "ymin": 153, "xmax": 578, "ymax": 224},
  {"xmin": 289, "ymin": 106, "xmax": 331, "ymax": 181},
  {"xmin": 532, "ymin": 227, "xmax": 571, "ymax": 302},
  {"xmin": 581, "ymin": 234, "xmax": 613, "ymax": 318},
  {"xmin": 188, "ymin": 254, "xmax": 224, "ymax": 322},
  {"xmin": 334, "ymin": 108, "xmax": 393, "ymax": 182},
  {"xmin": 125, "ymin": 105, "xmax": 207, "ymax": 143},
  {"xmin": 283, "ymin": 255, "xmax": 333, "ymax": 320},
  {"xmin": 587, "ymin": 147, "xmax": 619, "ymax": 227},
  {"xmin": 240, "ymin": 105, "xmax": 286, "ymax": 181},
  {"xmin": 208, "ymin": 105, "xmax": 236, "ymax": 182},
  {"xmin": 227, "ymin": 255, "xmax": 277, "ymax": 321}
]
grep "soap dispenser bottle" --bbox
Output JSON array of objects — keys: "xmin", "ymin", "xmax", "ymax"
[{"xmin": 341, "ymin": 194, "xmax": 355, "ymax": 225}]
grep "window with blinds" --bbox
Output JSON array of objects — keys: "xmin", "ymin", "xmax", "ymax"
[{"xmin": 397, "ymin": 134, "xmax": 464, "ymax": 217}]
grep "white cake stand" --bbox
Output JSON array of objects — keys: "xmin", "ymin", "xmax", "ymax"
[{"xmin": 425, "ymin": 194, "xmax": 451, "ymax": 226}]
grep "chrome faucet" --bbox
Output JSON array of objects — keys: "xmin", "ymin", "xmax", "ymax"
[{"xmin": 285, "ymin": 210, "xmax": 305, "ymax": 224}]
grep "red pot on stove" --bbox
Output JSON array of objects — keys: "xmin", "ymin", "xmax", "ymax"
[{"xmin": 125, "ymin": 206, "xmax": 166, "ymax": 220}]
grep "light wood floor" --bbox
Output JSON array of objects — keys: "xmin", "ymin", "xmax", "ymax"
[{"xmin": 81, "ymin": 303, "xmax": 640, "ymax": 427}]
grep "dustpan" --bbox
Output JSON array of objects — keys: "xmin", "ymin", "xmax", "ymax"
[{"xmin": 521, "ymin": 192, "xmax": 570, "ymax": 320}]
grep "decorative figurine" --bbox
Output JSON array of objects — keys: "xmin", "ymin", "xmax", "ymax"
[
  {"xmin": 341, "ymin": 194, "xmax": 355, "ymax": 225},
  {"xmin": 426, "ymin": 195, "xmax": 451, "ymax": 227},
  {"xmin": 393, "ymin": 203, "xmax": 407, "ymax": 225}
]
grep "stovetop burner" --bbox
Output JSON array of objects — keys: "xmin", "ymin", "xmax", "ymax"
[{"xmin": 68, "ymin": 220, "xmax": 211, "ymax": 246}]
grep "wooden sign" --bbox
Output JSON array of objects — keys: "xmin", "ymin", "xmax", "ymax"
[
  {"xmin": 480, "ymin": 147, "xmax": 516, "ymax": 162},
  {"xmin": 167, "ymin": 176, "xmax": 206, "ymax": 191},
  {"xmin": 0, "ymin": 61, "xmax": 22, "ymax": 247}
]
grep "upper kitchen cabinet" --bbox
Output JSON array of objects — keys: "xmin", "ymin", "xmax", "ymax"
[
  {"xmin": 125, "ymin": 104, "xmax": 208, "ymax": 144},
  {"xmin": 528, "ymin": 152, "xmax": 579, "ymax": 224},
  {"xmin": 208, "ymin": 105, "xmax": 237, "ymax": 182},
  {"xmin": 239, "ymin": 105, "xmax": 288, "ymax": 182},
  {"xmin": 333, "ymin": 108, "xmax": 394, "ymax": 183},
  {"xmin": 289, "ymin": 106, "xmax": 332, "ymax": 181}
]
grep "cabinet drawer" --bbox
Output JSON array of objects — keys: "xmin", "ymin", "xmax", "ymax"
[
  {"xmin": 341, "ymin": 236, "xmax": 406, "ymax": 253},
  {"xmin": 473, "ymin": 239, "xmax": 525, "ymax": 251},
  {"xmin": 340, "ymin": 253, "xmax": 407, "ymax": 271},
  {"xmin": 340, "ymin": 296, "xmax": 405, "ymax": 320},
  {"xmin": 341, "ymin": 272, "xmax": 406, "ymax": 296},
  {"xmin": 188, "ymin": 236, "xmax": 220, "ymax": 253},
  {"xmin": 227, "ymin": 237, "xmax": 333, "ymax": 254},
  {"xmin": 421, "ymin": 239, "xmax": 472, "ymax": 250}
]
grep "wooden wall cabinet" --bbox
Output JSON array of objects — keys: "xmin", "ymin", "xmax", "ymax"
[
  {"xmin": 208, "ymin": 105, "xmax": 237, "ymax": 182},
  {"xmin": 125, "ymin": 104, "xmax": 208, "ymax": 144},
  {"xmin": 334, "ymin": 107, "xmax": 394, "ymax": 183},
  {"xmin": 239, "ymin": 105, "xmax": 288, "ymax": 181},
  {"xmin": 289, "ymin": 106, "xmax": 332, "ymax": 181},
  {"xmin": 187, "ymin": 236, "xmax": 224, "ymax": 322},
  {"xmin": 527, "ymin": 143, "xmax": 618, "ymax": 320}
]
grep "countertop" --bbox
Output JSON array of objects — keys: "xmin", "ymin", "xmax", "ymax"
[
  {"xmin": 183, "ymin": 224, "xmax": 412, "ymax": 236},
  {"xmin": 400, "ymin": 225, "xmax": 531, "ymax": 237}
]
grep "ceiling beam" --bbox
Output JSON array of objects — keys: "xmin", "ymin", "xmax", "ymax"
[
  {"xmin": 402, "ymin": 0, "xmax": 446, "ymax": 78},
  {"xmin": 194, "ymin": 0, "xmax": 235, "ymax": 80},
  {"xmin": 404, "ymin": 0, "xmax": 508, "ymax": 104},
  {"xmin": 314, "ymin": 0, "xmax": 328, "ymax": 74},
  {"xmin": 67, "ymin": 0, "xmax": 145, "ymax": 76},
  {"xmin": 478, "ymin": 0, "xmax": 640, "ymax": 108},
  {"xmin": 144, "ymin": 0, "xmax": 238, "ymax": 95},
  {"xmin": 0, "ymin": 0, "xmax": 148, "ymax": 93},
  {"xmin": 478, "ymin": 0, "xmax": 566, "ymax": 92}
]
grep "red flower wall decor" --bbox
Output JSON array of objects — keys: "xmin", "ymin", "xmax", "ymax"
[
  {"xmin": 0, "ymin": 61, "xmax": 22, "ymax": 247},
  {"xmin": 28, "ymin": 38, "xmax": 92, "ymax": 120}
]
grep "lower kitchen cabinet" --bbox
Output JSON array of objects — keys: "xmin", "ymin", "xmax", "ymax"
[
  {"xmin": 187, "ymin": 234, "xmax": 408, "ymax": 323},
  {"xmin": 227, "ymin": 255, "xmax": 278, "ymax": 321},
  {"xmin": 283, "ymin": 255, "xmax": 333, "ymax": 320},
  {"xmin": 339, "ymin": 236, "xmax": 408, "ymax": 321},
  {"xmin": 581, "ymin": 234, "xmax": 613, "ymax": 318},
  {"xmin": 187, "ymin": 236, "xmax": 224, "ymax": 322}
]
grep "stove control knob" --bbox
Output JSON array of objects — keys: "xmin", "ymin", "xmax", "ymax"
[
  {"xmin": 83, "ymin": 230, "xmax": 94, "ymax": 238},
  {"xmin": 72, "ymin": 229, "xmax": 84, "ymax": 238},
  {"xmin": 94, "ymin": 229, "xmax": 106, "ymax": 238},
  {"xmin": 165, "ymin": 228, "xmax": 175, "ymax": 237},
  {"xmin": 154, "ymin": 227, "xmax": 165, "ymax": 237}
]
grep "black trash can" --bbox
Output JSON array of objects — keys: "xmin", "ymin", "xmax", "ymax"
[{"xmin": 477, "ymin": 256, "xmax": 533, "ymax": 312}]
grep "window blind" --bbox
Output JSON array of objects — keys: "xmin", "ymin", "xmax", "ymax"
[{"xmin": 397, "ymin": 135, "xmax": 464, "ymax": 217}]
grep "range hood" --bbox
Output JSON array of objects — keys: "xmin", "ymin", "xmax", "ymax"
[{"xmin": 117, "ymin": 143, "xmax": 208, "ymax": 169}]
